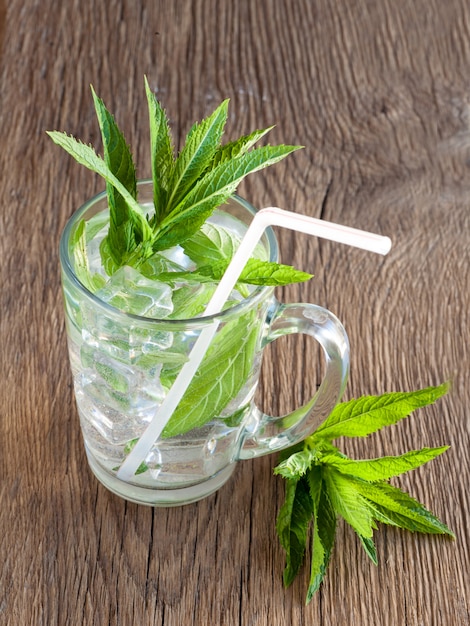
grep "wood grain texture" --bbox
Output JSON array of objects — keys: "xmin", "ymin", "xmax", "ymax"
[{"xmin": 0, "ymin": 0, "xmax": 468, "ymax": 624}]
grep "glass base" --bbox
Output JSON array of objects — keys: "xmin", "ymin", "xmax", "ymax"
[{"xmin": 85, "ymin": 448, "xmax": 236, "ymax": 507}]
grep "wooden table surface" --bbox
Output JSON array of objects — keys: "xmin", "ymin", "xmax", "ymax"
[{"xmin": 1, "ymin": 1, "xmax": 469, "ymax": 624}]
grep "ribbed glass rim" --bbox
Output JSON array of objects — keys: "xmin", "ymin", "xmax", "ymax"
[{"xmin": 59, "ymin": 181, "xmax": 279, "ymax": 327}]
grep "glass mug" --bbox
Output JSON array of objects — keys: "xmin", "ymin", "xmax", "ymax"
[{"xmin": 60, "ymin": 182, "xmax": 349, "ymax": 506}]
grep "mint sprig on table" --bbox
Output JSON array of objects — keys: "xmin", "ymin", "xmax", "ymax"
[
  {"xmin": 275, "ymin": 382, "xmax": 454, "ymax": 604},
  {"xmin": 47, "ymin": 78, "xmax": 308, "ymax": 292}
]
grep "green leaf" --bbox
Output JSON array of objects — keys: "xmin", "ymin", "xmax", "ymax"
[
  {"xmin": 274, "ymin": 448, "xmax": 323, "ymax": 479},
  {"xmin": 323, "ymin": 466, "xmax": 376, "ymax": 538},
  {"xmin": 370, "ymin": 502, "xmax": 446, "ymax": 535},
  {"xmin": 70, "ymin": 219, "xmax": 106, "ymax": 292},
  {"xmin": 70, "ymin": 219, "xmax": 93, "ymax": 291},
  {"xmin": 137, "ymin": 252, "xmax": 179, "ymax": 280},
  {"xmin": 182, "ymin": 221, "xmax": 244, "ymax": 266},
  {"xmin": 151, "ymin": 191, "xmax": 231, "ymax": 252},
  {"xmin": 152, "ymin": 269, "xmax": 217, "ymax": 286},
  {"xmin": 46, "ymin": 131, "xmax": 152, "ymax": 243},
  {"xmin": 276, "ymin": 477, "xmax": 313, "ymax": 587},
  {"xmin": 144, "ymin": 76, "xmax": 174, "ymax": 223},
  {"xmin": 277, "ymin": 440, "xmax": 308, "ymax": 464},
  {"xmin": 238, "ymin": 258, "xmax": 312, "ymax": 285},
  {"xmin": 49, "ymin": 91, "xmax": 303, "ymax": 281},
  {"xmin": 99, "ymin": 235, "xmax": 120, "ymax": 276},
  {"xmin": 312, "ymin": 383, "xmax": 450, "ymax": 442},
  {"xmin": 306, "ymin": 466, "xmax": 337, "ymax": 603},
  {"xmin": 212, "ymin": 126, "xmax": 275, "ymax": 165},
  {"xmin": 319, "ymin": 446, "xmax": 450, "ymax": 482},
  {"xmin": 358, "ymin": 535, "xmax": 378, "ymax": 565},
  {"xmin": 182, "ymin": 220, "xmax": 311, "ymax": 291},
  {"xmin": 199, "ymin": 257, "xmax": 313, "ymax": 286},
  {"xmin": 91, "ymin": 87, "xmax": 138, "ymax": 268},
  {"xmin": 159, "ymin": 258, "xmax": 312, "ymax": 290},
  {"xmin": 84, "ymin": 210, "xmax": 109, "ymax": 241},
  {"xmin": 165, "ymin": 100, "xmax": 229, "ymax": 213},
  {"xmin": 355, "ymin": 480, "xmax": 455, "ymax": 537},
  {"xmin": 152, "ymin": 144, "xmax": 301, "ymax": 251},
  {"xmin": 161, "ymin": 311, "xmax": 259, "ymax": 437},
  {"xmin": 167, "ymin": 284, "xmax": 216, "ymax": 320}
]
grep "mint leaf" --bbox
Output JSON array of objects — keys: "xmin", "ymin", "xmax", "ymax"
[
  {"xmin": 312, "ymin": 383, "xmax": 450, "ymax": 442},
  {"xmin": 137, "ymin": 251, "xmax": 181, "ymax": 280},
  {"xmin": 152, "ymin": 144, "xmax": 301, "ymax": 251},
  {"xmin": 276, "ymin": 477, "xmax": 313, "ymax": 587},
  {"xmin": 91, "ymin": 87, "xmax": 138, "ymax": 269},
  {"xmin": 152, "ymin": 269, "xmax": 217, "ymax": 286},
  {"xmin": 160, "ymin": 259, "xmax": 312, "ymax": 289},
  {"xmin": 153, "ymin": 262, "xmax": 312, "ymax": 299},
  {"xmin": 167, "ymin": 284, "xmax": 217, "ymax": 320},
  {"xmin": 165, "ymin": 100, "xmax": 229, "ymax": 214},
  {"xmin": 70, "ymin": 219, "xmax": 106, "ymax": 292},
  {"xmin": 355, "ymin": 480, "xmax": 455, "ymax": 536},
  {"xmin": 84, "ymin": 210, "xmax": 109, "ymax": 241},
  {"xmin": 70, "ymin": 219, "xmax": 92, "ymax": 290},
  {"xmin": 182, "ymin": 221, "xmax": 245, "ymax": 266},
  {"xmin": 320, "ymin": 446, "xmax": 450, "ymax": 482},
  {"xmin": 212, "ymin": 126, "xmax": 275, "ymax": 165},
  {"xmin": 182, "ymin": 220, "xmax": 311, "ymax": 290},
  {"xmin": 222, "ymin": 258, "xmax": 312, "ymax": 286},
  {"xmin": 144, "ymin": 76, "xmax": 174, "ymax": 223},
  {"xmin": 46, "ymin": 131, "xmax": 152, "ymax": 243},
  {"xmin": 274, "ymin": 447, "xmax": 324, "ymax": 479},
  {"xmin": 99, "ymin": 236, "xmax": 120, "ymax": 276},
  {"xmin": 371, "ymin": 500, "xmax": 452, "ymax": 535},
  {"xmin": 307, "ymin": 466, "xmax": 337, "ymax": 602},
  {"xmin": 95, "ymin": 360, "xmax": 129, "ymax": 394},
  {"xmin": 161, "ymin": 311, "xmax": 259, "ymax": 437},
  {"xmin": 358, "ymin": 535, "xmax": 378, "ymax": 565},
  {"xmin": 323, "ymin": 466, "xmax": 377, "ymax": 538}
]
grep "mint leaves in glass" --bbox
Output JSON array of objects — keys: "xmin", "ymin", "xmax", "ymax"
[{"xmin": 49, "ymin": 79, "xmax": 305, "ymax": 287}]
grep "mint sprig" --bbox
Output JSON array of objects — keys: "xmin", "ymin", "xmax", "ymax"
[
  {"xmin": 91, "ymin": 87, "xmax": 139, "ymax": 269},
  {"xmin": 275, "ymin": 382, "xmax": 454, "ymax": 604},
  {"xmin": 48, "ymin": 79, "xmax": 304, "ymax": 288},
  {"xmin": 155, "ymin": 259, "xmax": 312, "ymax": 288}
]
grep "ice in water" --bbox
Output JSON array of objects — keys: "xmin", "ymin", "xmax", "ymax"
[
  {"xmin": 76, "ymin": 266, "xmax": 177, "ymax": 450},
  {"xmin": 96, "ymin": 265, "xmax": 174, "ymax": 319}
]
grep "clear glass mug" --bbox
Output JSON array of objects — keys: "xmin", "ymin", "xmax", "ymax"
[{"xmin": 60, "ymin": 182, "xmax": 349, "ymax": 506}]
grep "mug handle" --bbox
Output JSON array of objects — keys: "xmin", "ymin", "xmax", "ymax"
[{"xmin": 238, "ymin": 302, "xmax": 349, "ymax": 459}]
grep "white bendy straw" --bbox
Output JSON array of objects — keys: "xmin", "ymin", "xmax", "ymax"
[{"xmin": 116, "ymin": 207, "xmax": 392, "ymax": 481}]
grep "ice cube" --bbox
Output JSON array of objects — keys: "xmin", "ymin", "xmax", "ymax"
[
  {"xmin": 159, "ymin": 245, "xmax": 193, "ymax": 270},
  {"xmin": 75, "ymin": 341, "xmax": 167, "ymax": 445},
  {"xmin": 80, "ymin": 266, "xmax": 175, "ymax": 364},
  {"xmin": 96, "ymin": 265, "xmax": 174, "ymax": 319}
]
